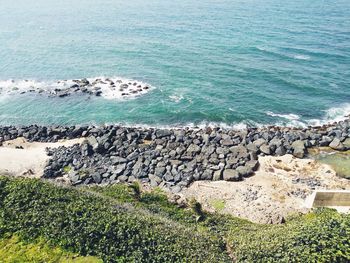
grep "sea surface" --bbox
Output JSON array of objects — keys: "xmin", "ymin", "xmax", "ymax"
[{"xmin": 0, "ymin": 0, "xmax": 349, "ymax": 128}]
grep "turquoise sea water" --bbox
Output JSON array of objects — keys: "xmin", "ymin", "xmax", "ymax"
[{"xmin": 0, "ymin": 0, "xmax": 349, "ymax": 127}]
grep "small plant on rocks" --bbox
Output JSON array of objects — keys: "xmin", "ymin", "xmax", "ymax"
[{"xmin": 189, "ymin": 197, "xmax": 205, "ymax": 222}]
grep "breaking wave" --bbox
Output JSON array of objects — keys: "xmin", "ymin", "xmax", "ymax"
[{"xmin": 266, "ymin": 104, "xmax": 350, "ymax": 128}]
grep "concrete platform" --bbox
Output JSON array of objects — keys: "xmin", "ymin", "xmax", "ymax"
[{"xmin": 305, "ymin": 190, "xmax": 350, "ymax": 213}]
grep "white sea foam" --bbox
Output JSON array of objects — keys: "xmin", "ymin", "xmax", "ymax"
[
  {"xmin": 0, "ymin": 79, "xmax": 57, "ymax": 93},
  {"xmin": 265, "ymin": 112, "xmax": 304, "ymax": 128},
  {"xmin": 169, "ymin": 94, "xmax": 184, "ymax": 103},
  {"xmin": 266, "ymin": 104, "xmax": 350, "ymax": 128},
  {"xmin": 0, "ymin": 77, "xmax": 154, "ymax": 100},
  {"xmin": 325, "ymin": 103, "xmax": 350, "ymax": 120},
  {"xmin": 293, "ymin": 54, "xmax": 311, "ymax": 60},
  {"xmin": 256, "ymin": 46, "xmax": 269, "ymax": 52},
  {"xmin": 265, "ymin": 114, "xmax": 308, "ymax": 128},
  {"xmin": 266, "ymin": 111, "xmax": 300, "ymax": 121},
  {"xmin": 307, "ymin": 103, "xmax": 350, "ymax": 126},
  {"xmin": 188, "ymin": 121, "xmax": 250, "ymax": 130},
  {"xmin": 87, "ymin": 77, "xmax": 154, "ymax": 100},
  {"xmin": 104, "ymin": 120, "xmax": 263, "ymax": 131}
]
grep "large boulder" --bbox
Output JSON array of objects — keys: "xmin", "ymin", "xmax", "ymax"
[
  {"xmin": 229, "ymin": 145, "xmax": 248, "ymax": 159},
  {"xmin": 155, "ymin": 167, "xmax": 166, "ymax": 177},
  {"xmin": 236, "ymin": 160, "xmax": 259, "ymax": 178},
  {"xmin": 253, "ymin": 138, "xmax": 266, "ymax": 147},
  {"xmin": 246, "ymin": 160, "xmax": 259, "ymax": 172},
  {"xmin": 110, "ymin": 156, "xmax": 127, "ymax": 164},
  {"xmin": 246, "ymin": 143, "xmax": 258, "ymax": 153},
  {"xmin": 155, "ymin": 129, "xmax": 172, "ymax": 138},
  {"xmin": 87, "ymin": 136, "xmax": 103, "ymax": 153},
  {"xmin": 223, "ymin": 169, "xmax": 241, "ymax": 181},
  {"xmin": 319, "ymin": 136, "xmax": 332, "ymax": 146},
  {"xmin": 275, "ymin": 146, "xmax": 286, "ymax": 156},
  {"xmin": 149, "ymin": 174, "xmax": 162, "ymax": 187},
  {"xmin": 226, "ymin": 157, "xmax": 239, "ymax": 168},
  {"xmin": 92, "ymin": 173, "xmax": 102, "ymax": 184},
  {"xmin": 259, "ymin": 144, "xmax": 271, "ymax": 155},
  {"xmin": 68, "ymin": 171, "xmax": 80, "ymax": 184},
  {"xmin": 329, "ymin": 138, "xmax": 345, "ymax": 151},
  {"xmin": 291, "ymin": 140, "xmax": 305, "ymax": 158},
  {"xmin": 213, "ymin": 170, "xmax": 222, "ymax": 181},
  {"xmin": 221, "ymin": 138, "xmax": 234, "ymax": 146},
  {"xmin": 187, "ymin": 144, "xmax": 201, "ymax": 154},
  {"xmin": 81, "ymin": 142, "xmax": 93, "ymax": 157},
  {"xmin": 201, "ymin": 169, "xmax": 213, "ymax": 180},
  {"xmin": 236, "ymin": 166, "xmax": 252, "ymax": 177},
  {"xmin": 343, "ymin": 138, "xmax": 350, "ymax": 149},
  {"xmin": 269, "ymin": 137, "xmax": 282, "ymax": 147},
  {"xmin": 114, "ymin": 164, "xmax": 126, "ymax": 175}
]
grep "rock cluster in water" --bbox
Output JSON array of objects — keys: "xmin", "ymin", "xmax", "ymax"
[
  {"xmin": 0, "ymin": 78, "xmax": 151, "ymax": 99},
  {"xmin": 0, "ymin": 119, "xmax": 349, "ymax": 193}
]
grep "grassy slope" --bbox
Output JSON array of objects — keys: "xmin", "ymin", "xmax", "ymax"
[
  {"xmin": 0, "ymin": 177, "xmax": 230, "ymax": 263},
  {"xmin": 0, "ymin": 235, "xmax": 101, "ymax": 263},
  {"xmin": 0, "ymin": 176, "xmax": 349, "ymax": 262}
]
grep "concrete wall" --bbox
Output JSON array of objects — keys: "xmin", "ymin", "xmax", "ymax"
[{"xmin": 313, "ymin": 191, "xmax": 350, "ymax": 207}]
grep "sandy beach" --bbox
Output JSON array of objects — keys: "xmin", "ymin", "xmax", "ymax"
[{"xmin": 0, "ymin": 137, "xmax": 84, "ymax": 178}]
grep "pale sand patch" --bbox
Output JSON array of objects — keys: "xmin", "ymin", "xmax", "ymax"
[
  {"xmin": 0, "ymin": 137, "xmax": 85, "ymax": 178},
  {"xmin": 181, "ymin": 154, "xmax": 350, "ymax": 224}
]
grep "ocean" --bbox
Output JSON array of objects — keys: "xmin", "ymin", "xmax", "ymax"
[{"xmin": 0, "ymin": 0, "xmax": 349, "ymax": 128}]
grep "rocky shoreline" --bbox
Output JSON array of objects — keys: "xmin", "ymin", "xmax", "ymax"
[
  {"xmin": 0, "ymin": 77, "xmax": 151, "ymax": 99},
  {"xmin": 0, "ymin": 119, "xmax": 349, "ymax": 193}
]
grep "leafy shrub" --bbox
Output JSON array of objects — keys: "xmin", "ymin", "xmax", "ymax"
[
  {"xmin": 229, "ymin": 208, "xmax": 350, "ymax": 262},
  {"xmin": 128, "ymin": 181, "xmax": 142, "ymax": 200},
  {"xmin": 189, "ymin": 198, "xmax": 205, "ymax": 222},
  {"xmin": 88, "ymin": 184, "xmax": 135, "ymax": 204},
  {"xmin": 139, "ymin": 189, "xmax": 196, "ymax": 224}
]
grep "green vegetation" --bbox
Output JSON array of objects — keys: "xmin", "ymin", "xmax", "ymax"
[
  {"xmin": 189, "ymin": 197, "xmax": 206, "ymax": 222},
  {"xmin": 89, "ymin": 185, "xmax": 196, "ymax": 224},
  {"xmin": 128, "ymin": 181, "xmax": 142, "ymax": 200},
  {"xmin": 63, "ymin": 166, "xmax": 72, "ymax": 174},
  {"xmin": 0, "ymin": 176, "xmax": 349, "ymax": 262},
  {"xmin": 229, "ymin": 210, "xmax": 350, "ymax": 262},
  {"xmin": 210, "ymin": 199, "xmax": 226, "ymax": 212},
  {"xmin": 0, "ymin": 176, "xmax": 230, "ymax": 262},
  {"xmin": 0, "ymin": 234, "xmax": 101, "ymax": 263}
]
